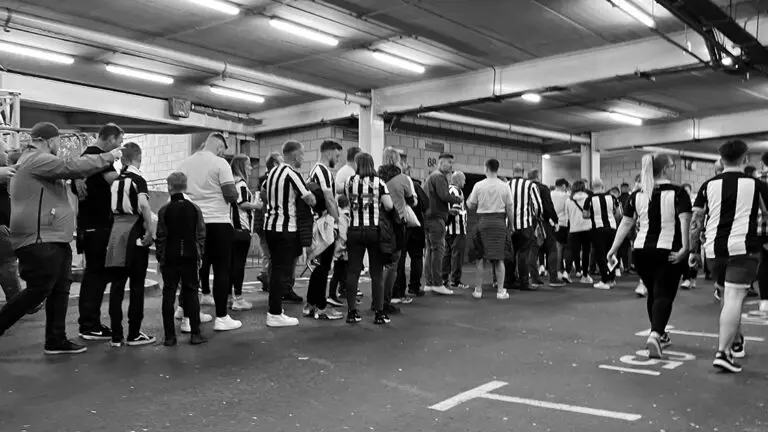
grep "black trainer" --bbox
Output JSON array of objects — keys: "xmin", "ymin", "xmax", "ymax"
[
  {"xmin": 713, "ymin": 350, "xmax": 742, "ymax": 373},
  {"xmin": 659, "ymin": 333, "xmax": 672, "ymax": 349},
  {"xmin": 282, "ymin": 291, "xmax": 303, "ymax": 303},
  {"xmin": 164, "ymin": 337, "xmax": 178, "ymax": 347},
  {"xmin": 383, "ymin": 304, "xmax": 400, "ymax": 315},
  {"xmin": 79, "ymin": 325, "xmax": 112, "ymax": 341},
  {"xmin": 374, "ymin": 311, "xmax": 391, "ymax": 325},
  {"xmin": 127, "ymin": 332, "xmax": 156, "ymax": 347},
  {"xmin": 44, "ymin": 340, "xmax": 88, "ymax": 355},
  {"xmin": 257, "ymin": 273, "xmax": 269, "ymax": 292},
  {"xmin": 731, "ymin": 337, "xmax": 746, "ymax": 359},
  {"xmin": 190, "ymin": 333, "xmax": 208, "ymax": 345},
  {"xmin": 346, "ymin": 309, "xmax": 362, "ymax": 324}
]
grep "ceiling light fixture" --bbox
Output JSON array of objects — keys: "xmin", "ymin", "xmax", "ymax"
[
  {"xmin": 609, "ymin": 111, "xmax": 644, "ymax": 126},
  {"xmin": 721, "ymin": 56, "xmax": 734, "ymax": 66},
  {"xmin": 609, "ymin": 0, "xmax": 656, "ymax": 28},
  {"xmin": 0, "ymin": 41, "xmax": 75, "ymax": 65},
  {"xmin": 187, "ymin": 0, "xmax": 240, "ymax": 15},
  {"xmin": 210, "ymin": 85, "xmax": 265, "ymax": 103},
  {"xmin": 371, "ymin": 51, "xmax": 426, "ymax": 74},
  {"xmin": 105, "ymin": 64, "xmax": 174, "ymax": 84},
  {"xmin": 542, "ymin": 154, "xmax": 551, "ymax": 159},
  {"xmin": 269, "ymin": 18, "xmax": 339, "ymax": 46},
  {"xmin": 521, "ymin": 92, "xmax": 542, "ymax": 103}
]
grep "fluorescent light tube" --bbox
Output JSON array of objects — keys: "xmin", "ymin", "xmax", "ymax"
[
  {"xmin": 210, "ymin": 86, "xmax": 265, "ymax": 103},
  {"xmin": 106, "ymin": 64, "xmax": 174, "ymax": 85},
  {"xmin": 0, "ymin": 41, "xmax": 74, "ymax": 65},
  {"xmin": 542, "ymin": 154, "xmax": 551, "ymax": 159},
  {"xmin": 269, "ymin": 18, "xmax": 339, "ymax": 46},
  {"xmin": 371, "ymin": 51, "xmax": 426, "ymax": 74},
  {"xmin": 611, "ymin": 0, "xmax": 656, "ymax": 28},
  {"xmin": 188, "ymin": 0, "xmax": 240, "ymax": 15},
  {"xmin": 609, "ymin": 112, "xmax": 643, "ymax": 126},
  {"xmin": 521, "ymin": 93, "xmax": 542, "ymax": 103}
]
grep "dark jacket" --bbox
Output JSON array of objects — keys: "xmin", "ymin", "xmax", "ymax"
[
  {"xmin": 424, "ymin": 170, "xmax": 462, "ymax": 220},
  {"xmin": 156, "ymin": 193, "xmax": 206, "ymax": 266},
  {"xmin": 534, "ymin": 181, "xmax": 558, "ymax": 226},
  {"xmin": 377, "ymin": 165, "xmax": 407, "ymax": 258},
  {"xmin": 409, "ymin": 178, "xmax": 428, "ymax": 249}
]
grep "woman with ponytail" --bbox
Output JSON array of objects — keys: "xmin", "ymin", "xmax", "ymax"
[{"xmin": 608, "ymin": 154, "xmax": 691, "ymax": 359}]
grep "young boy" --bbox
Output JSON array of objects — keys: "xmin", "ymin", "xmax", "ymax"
[
  {"xmin": 157, "ymin": 172, "xmax": 207, "ymax": 346},
  {"xmin": 329, "ymin": 195, "xmax": 350, "ymax": 302},
  {"xmin": 105, "ymin": 142, "xmax": 155, "ymax": 347}
]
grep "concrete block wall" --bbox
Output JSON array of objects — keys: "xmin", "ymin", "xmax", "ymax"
[
  {"xmin": 246, "ymin": 126, "xmax": 338, "ymax": 180},
  {"xmin": 601, "ymin": 151, "xmax": 717, "ymax": 192},
  {"xmin": 542, "ymin": 156, "xmax": 580, "ymax": 186},
  {"xmin": 125, "ymin": 134, "xmax": 192, "ymax": 189}
]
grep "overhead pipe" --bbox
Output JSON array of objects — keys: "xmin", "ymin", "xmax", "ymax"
[
  {"xmin": 418, "ymin": 111, "xmax": 591, "ymax": 144},
  {"xmin": 0, "ymin": 9, "xmax": 371, "ymax": 106},
  {"xmin": 638, "ymin": 146, "xmax": 719, "ymax": 161}
]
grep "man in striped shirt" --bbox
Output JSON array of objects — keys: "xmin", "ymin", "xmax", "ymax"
[
  {"xmin": 442, "ymin": 171, "xmax": 467, "ymax": 289},
  {"xmin": 263, "ymin": 141, "xmax": 317, "ymax": 328},
  {"xmin": 583, "ymin": 179, "xmax": 619, "ymax": 290},
  {"xmin": 104, "ymin": 142, "xmax": 155, "ymax": 347},
  {"xmin": 506, "ymin": 164, "xmax": 542, "ymax": 290},
  {"xmin": 305, "ymin": 140, "xmax": 343, "ymax": 319},
  {"xmin": 690, "ymin": 140, "xmax": 768, "ymax": 373}
]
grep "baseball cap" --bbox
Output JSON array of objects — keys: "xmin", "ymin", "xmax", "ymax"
[{"xmin": 30, "ymin": 122, "xmax": 60, "ymax": 140}]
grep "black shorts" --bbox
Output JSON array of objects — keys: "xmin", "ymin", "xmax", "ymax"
[
  {"xmin": 706, "ymin": 254, "xmax": 759, "ymax": 288},
  {"xmin": 555, "ymin": 226, "xmax": 569, "ymax": 244}
]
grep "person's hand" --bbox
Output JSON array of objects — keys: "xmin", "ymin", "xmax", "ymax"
[
  {"xmin": 109, "ymin": 147, "xmax": 123, "ymax": 160},
  {"xmin": 669, "ymin": 248, "xmax": 689, "ymax": 264},
  {"xmin": 74, "ymin": 179, "xmax": 88, "ymax": 200},
  {"xmin": 0, "ymin": 166, "xmax": 16, "ymax": 184},
  {"xmin": 141, "ymin": 234, "xmax": 154, "ymax": 247},
  {"xmin": 688, "ymin": 252, "xmax": 701, "ymax": 269},
  {"xmin": 304, "ymin": 193, "xmax": 317, "ymax": 207}
]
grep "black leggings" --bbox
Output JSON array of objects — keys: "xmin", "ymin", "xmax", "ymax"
[
  {"xmin": 634, "ymin": 249, "xmax": 684, "ymax": 334},
  {"xmin": 567, "ymin": 231, "xmax": 591, "ymax": 274},
  {"xmin": 230, "ymin": 238, "xmax": 251, "ymax": 296}
]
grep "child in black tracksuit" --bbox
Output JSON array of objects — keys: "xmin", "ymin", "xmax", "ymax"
[{"xmin": 156, "ymin": 172, "xmax": 207, "ymax": 346}]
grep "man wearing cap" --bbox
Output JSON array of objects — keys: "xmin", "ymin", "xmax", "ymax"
[
  {"xmin": 0, "ymin": 122, "xmax": 122, "ymax": 354},
  {"xmin": 423, "ymin": 153, "xmax": 463, "ymax": 295},
  {"xmin": 72, "ymin": 123, "xmax": 124, "ymax": 341},
  {"xmin": 178, "ymin": 132, "xmax": 241, "ymax": 332}
]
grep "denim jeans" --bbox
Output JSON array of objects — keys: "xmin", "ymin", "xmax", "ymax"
[
  {"xmin": 265, "ymin": 231, "xmax": 302, "ymax": 315},
  {"xmin": 442, "ymin": 233, "xmax": 466, "ymax": 285},
  {"xmin": 78, "ymin": 227, "xmax": 111, "ymax": 333},
  {"xmin": 424, "ymin": 217, "xmax": 446, "ymax": 286},
  {"xmin": 0, "ymin": 243, "xmax": 72, "ymax": 345},
  {"xmin": 0, "ymin": 225, "xmax": 20, "ymax": 300}
]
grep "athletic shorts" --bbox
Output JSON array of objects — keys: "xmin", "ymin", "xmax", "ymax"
[{"xmin": 706, "ymin": 253, "xmax": 759, "ymax": 288}]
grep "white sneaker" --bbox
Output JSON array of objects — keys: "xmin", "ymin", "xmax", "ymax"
[
  {"xmin": 175, "ymin": 306, "xmax": 184, "ymax": 320},
  {"xmin": 561, "ymin": 272, "xmax": 572, "ymax": 284},
  {"xmin": 314, "ymin": 306, "xmax": 343, "ymax": 320},
  {"xmin": 580, "ymin": 276, "xmax": 594, "ymax": 284},
  {"xmin": 177, "ymin": 310, "xmax": 213, "ymax": 323},
  {"xmin": 615, "ymin": 269, "xmax": 622, "ymax": 278},
  {"xmin": 760, "ymin": 300, "xmax": 768, "ymax": 312},
  {"xmin": 213, "ymin": 315, "xmax": 242, "ymax": 331},
  {"xmin": 496, "ymin": 289, "xmax": 510, "ymax": 300},
  {"xmin": 391, "ymin": 297, "xmax": 403, "ymax": 304},
  {"xmin": 472, "ymin": 287, "xmax": 483, "ymax": 299},
  {"xmin": 431, "ymin": 285, "xmax": 455, "ymax": 295},
  {"xmin": 635, "ymin": 283, "xmax": 648, "ymax": 297},
  {"xmin": 231, "ymin": 296, "xmax": 253, "ymax": 311},
  {"xmin": 424, "ymin": 285, "xmax": 434, "ymax": 292},
  {"xmin": 538, "ymin": 265, "xmax": 545, "ymax": 276},
  {"xmin": 575, "ymin": 271, "xmax": 583, "ymax": 278},
  {"xmin": 593, "ymin": 281, "xmax": 612, "ymax": 290},
  {"xmin": 266, "ymin": 312, "xmax": 299, "ymax": 328},
  {"xmin": 181, "ymin": 318, "xmax": 191, "ymax": 333},
  {"xmin": 200, "ymin": 294, "xmax": 215, "ymax": 306},
  {"xmin": 302, "ymin": 303, "xmax": 315, "ymax": 317},
  {"xmin": 681, "ymin": 279, "xmax": 692, "ymax": 289}
]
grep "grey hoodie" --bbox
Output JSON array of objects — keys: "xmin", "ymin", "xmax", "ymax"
[{"xmin": 10, "ymin": 149, "xmax": 116, "ymax": 250}]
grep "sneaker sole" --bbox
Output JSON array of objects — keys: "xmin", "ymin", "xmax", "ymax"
[
  {"xmin": 266, "ymin": 322, "xmax": 299, "ymax": 328},
  {"xmin": 646, "ymin": 339, "xmax": 662, "ymax": 359},
  {"xmin": 732, "ymin": 349, "xmax": 746, "ymax": 359},
  {"xmin": 44, "ymin": 347, "xmax": 87, "ymax": 355},
  {"xmin": 213, "ymin": 325, "xmax": 243, "ymax": 331},
  {"xmin": 79, "ymin": 334, "xmax": 111, "ymax": 341},
  {"xmin": 315, "ymin": 314, "xmax": 344, "ymax": 320},
  {"xmin": 713, "ymin": 358, "xmax": 742, "ymax": 373},
  {"xmin": 127, "ymin": 339, "xmax": 157, "ymax": 346},
  {"xmin": 230, "ymin": 306, "xmax": 253, "ymax": 311}
]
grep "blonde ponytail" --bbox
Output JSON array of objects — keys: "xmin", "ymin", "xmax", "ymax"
[{"xmin": 640, "ymin": 153, "xmax": 655, "ymax": 200}]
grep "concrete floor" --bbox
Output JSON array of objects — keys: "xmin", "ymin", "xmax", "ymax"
[{"xmin": 1, "ymin": 266, "xmax": 767, "ymax": 432}]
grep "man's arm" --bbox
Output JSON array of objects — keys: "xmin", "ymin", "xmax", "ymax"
[
  {"xmin": 217, "ymin": 159, "xmax": 238, "ymax": 203},
  {"xmin": 31, "ymin": 152, "xmax": 118, "ymax": 180},
  {"xmin": 155, "ymin": 206, "xmax": 167, "ymax": 267},
  {"xmin": 0, "ymin": 167, "xmax": 16, "ymax": 184},
  {"xmin": 406, "ymin": 176, "xmax": 417, "ymax": 207},
  {"xmin": 689, "ymin": 207, "xmax": 706, "ymax": 253},
  {"xmin": 539, "ymin": 185, "xmax": 557, "ymax": 225},
  {"xmin": 194, "ymin": 204, "xmax": 207, "ymax": 263},
  {"xmin": 434, "ymin": 175, "xmax": 462, "ymax": 204},
  {"xmin": 529, "ymin": 181, "xmax": 543, "ymax": 218}
]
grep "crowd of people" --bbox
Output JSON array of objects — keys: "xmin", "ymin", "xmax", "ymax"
[{"xmin": 0, "ymin": 121, "xmax": 765, "ymax": 374}]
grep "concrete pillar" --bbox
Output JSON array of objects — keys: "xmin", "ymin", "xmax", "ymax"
[
  {"xmin": 580, "ymin": 143, "xmax": 590, "ymax": 181},
  {"xmin": 591, "ymin": 149, "xmax": 601, "ymax": 182},
  {"xmin": 358, "ymin": 90, "xmax": 385, "ymax": 165}
]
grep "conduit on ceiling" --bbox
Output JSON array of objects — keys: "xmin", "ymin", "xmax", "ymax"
[
  {"xmin": 418, "ymin": 111, "xmax": 591, "ymax": 144},
  {"xmin": 0, "ymin": 9, "xmax": 372, "ymax": 106}
]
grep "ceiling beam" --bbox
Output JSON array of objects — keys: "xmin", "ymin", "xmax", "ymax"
[
  {"xmin": 375, "ymin": 18, "xmax": 768, "ymax": 115},
  {"xmin": 592, "ymin": 107, "xmax": 768, "ymax": 151},
  {"xmin": 0, "ymin": 72, "xmax": 252, "ymax": 135},
  {"xmin": 250, "ymin": 98, "xmax": 359, "ymax": 133}
]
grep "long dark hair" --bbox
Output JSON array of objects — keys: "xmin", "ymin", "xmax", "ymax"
[
  {"xmin": 354, "ymin": 152, "xmax": 376, "ymax": 178},
  {"xmin": 231, "ymin": 154, "xmax": 251, "ymax": 181},
  {"xmin": 571, "ymin": 180, "xmax": 586, "ymax": 197}
]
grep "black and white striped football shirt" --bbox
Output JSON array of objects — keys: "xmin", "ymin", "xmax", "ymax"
[
  {"xmin": 624, "ymin": 181, "xmax": 691, "ymax": 250},
  {"xmin": 584, "ymin": 192, "xmax": 618, "ymax": 230},
  {"xmin": 344, "ymin": 175, "xmax": 389, "ymax": 228},
  {"xmin": 264, "ymin": 163, "xmax": 311, "ymax": 233},
  {"xmin": 446, "ymin": 184, "xmax": 466, "ymax": 235},
  {"xmin": 694, "ymin": 171, "xmax": 768, "ymax": 257},
  {"xmin": 309, "ymin": 162, "xmax": 334, "ymax": 196},
  {"xmin": 508, "ymin": 176, "xmax": 542, "ymax": 230},
  {"xmin": 231, "ymin": 178, "xmax": 252, "ymax": 231},
  {"xmin": 111, "ymin": 165, "xmax": 148, "ymax": 216}
]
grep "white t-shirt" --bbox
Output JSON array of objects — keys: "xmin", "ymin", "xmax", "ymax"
[
  {"xmin": 335, "ymin": 164, "xmax": 355, "ymax": 195},
  {"xmin": 178, "ymin": 150, "xmax": 234, "ymax": 224}
]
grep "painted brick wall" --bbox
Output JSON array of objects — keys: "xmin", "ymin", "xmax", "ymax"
[
  {"xmin": 601, "ymin": 151, "xmax": 717, "ymax": 192},
  {"xmin": 542, "ymin": 156, "xmax": 580, "ymax": 186},
  {"xmin": 245, "ymin": 126, "xmax": 338, "ymax": 180},
  {"xmin": 125, "ymin": 134, "xmax": 192, "ymax": 190}
]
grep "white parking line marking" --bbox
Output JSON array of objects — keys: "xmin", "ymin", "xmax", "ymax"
[
  {"xmin": 634, "ymin": 327, "xmax": 764, "ymax": 342},
  {"xmin": 429, "ymin": 381, "xmax": 641, "ymax": 421},
  {"xmin": 598, "ymin": 365, "xmax": 661, "ymax": 376}
]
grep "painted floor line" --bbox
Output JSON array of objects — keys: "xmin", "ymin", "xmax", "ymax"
[
  {"xmin": 480, "ymin": 393, "xmax": 643, "ymax": 422},
  {"xmin": 634, "ymin": 327, "xmax": 764, "ymax": 342},
  {"xmin": 429, "ymin": 381, "xmax": 508, "ymax": 411},
  {"xmin": 598, "ymin": 365, "xmax": 661, "ymax": 376}
]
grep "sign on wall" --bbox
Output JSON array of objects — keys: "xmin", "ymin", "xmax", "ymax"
[{"xmin": 422, "ymin": 140, "xmax": 446, "ymax": 169}]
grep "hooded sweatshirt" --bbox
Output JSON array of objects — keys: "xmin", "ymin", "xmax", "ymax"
[
  {"xmin": 11, "ymin": 148, "xmax": 116, "ymax": 250},
  {"xmin": 564, "ymin": 191, "xmax": 592, "ymax": 233},
  {"xmin": 377, "ymin": 165, "xmax": 414, "ymax": 222}
]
